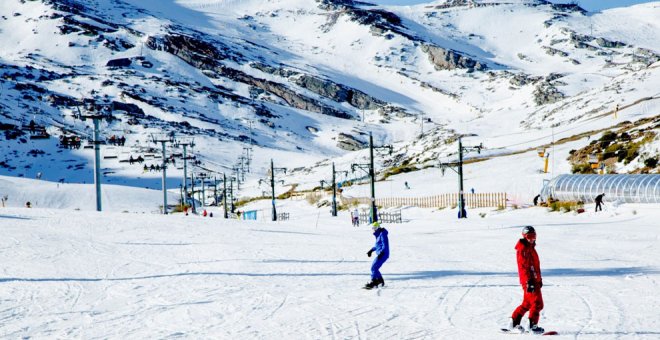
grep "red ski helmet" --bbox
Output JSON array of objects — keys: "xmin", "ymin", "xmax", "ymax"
[{"xmin": 522, "ymin": 225, "xmax": 536, "ymax": 241}]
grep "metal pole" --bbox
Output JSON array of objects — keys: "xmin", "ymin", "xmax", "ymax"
[
  {"xmin": 271, "ymin": 159, "xmax": 277, "ymax": 221},
  {"xmin": 161, "ymin": 141, "xmax": 168, "ymax": 214},
  {"xmin": 458, "ymin": 137, "xmax": 465, "ymax": 219},
  {"xmin": 191, "ymin": 171, "xmax": 196, "ymax": 214},
  {"xmin": 200, "ymin": 175, "xmax": 205, "ymax": 208},
  {"xmin": 332, "ymin": 162, "xmax": 337, "ymax": 217},
  {"xmin": 214, "ymin": 176, "xmax": 218, "ymax": 206},
  {"xmin": 92, "ymin": 117, "xmax": 102, "ymax": 211},
  {"xmin": 230, "ymin": 177, "xmax": 235, "ymax": 213},
  {"xmin": 182, "ymin": 144, "xmax": 188, "ymax": 204},
  {"xmin": 369, "ymin": 133, "xmax": 377, "ymax": 223},
  {"xmin": 223, "ymin": 173, "xmax": 228, "ymax": 218}
]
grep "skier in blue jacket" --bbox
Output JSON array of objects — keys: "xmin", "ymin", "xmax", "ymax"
[{"xmin": 364, "ymin": 221, "xmax": 389, "ymax": 289}]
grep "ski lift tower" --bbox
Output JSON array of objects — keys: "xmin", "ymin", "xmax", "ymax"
[
  {"xmin": 439, "ymin": 136, "xmax": 482, "ymax": 219},
  {"xmin": 174, "ymin": 137, "xmax": 195, "ymax": 210},
  {"xmin": 196, "ymin": 171, "xmax": 209, "ymax": 207},
  {"xmin": 351, "ymin": 132, "xmax": 392, "ymax": 223},
  {"xmin": 76, "ymin": 101, "xmax": 113, "ymax": 212},
  {"xmin": 267, "ymin": 159, "xmax": 287, "ymax": 221},
  {"xmin": 320, "ymin": 162, "xmax": 348, "ymax": 217},
  {"xmin": 151, "ymin": 132, "xmax": 176, "ymax": 214}
]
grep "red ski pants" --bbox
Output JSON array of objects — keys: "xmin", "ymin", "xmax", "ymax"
[{"xmin": 512, "ymin": 287, "xmax": 544, "ymax": 325}]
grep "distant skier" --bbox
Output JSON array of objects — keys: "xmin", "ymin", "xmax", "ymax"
[
  {"xmin": 507, "ymin": 226, "xmax": 545, "ymax": 334},
  {"xmin": 595, "ymin": 193, "xmax": 605, "ymax": 212},
  {"xmin": 364, "ymin": 221, "xmax": 389, "ymax": 290},
  {"xmin": 352, "ymin": 208, "xmax": 359, "ymax": 227},
  {"xmin": 404, "ymin": 181, "xmax": 410, "ymax": 190}
]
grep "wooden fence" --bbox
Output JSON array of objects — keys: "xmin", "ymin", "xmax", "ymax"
[
  {"xmin": 356, "ymin": 210, "xmax": 403, "ymax": 224},
  {"xmin": 342, "ymin": 193, "xmax": 507, "ymax": 209}
]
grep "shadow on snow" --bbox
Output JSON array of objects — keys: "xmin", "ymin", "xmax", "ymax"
[{"xmin": 2, "ymin": 266, "xmax": 655, "ymax": 284}]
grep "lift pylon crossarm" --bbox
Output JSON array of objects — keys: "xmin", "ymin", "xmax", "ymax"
[
  {"xmin": 438, "ymin": 162, "xmax": 460, "ymax": 176},
  {"xmin": 351, "ymin": 163, "xmax": 370, "ymax": 174},
  {"xmin": 374, "ymin": 145, "xmax": 394, "ymax": 155}
]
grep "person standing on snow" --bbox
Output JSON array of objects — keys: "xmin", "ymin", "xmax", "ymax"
[
  {"xmin": 364, "ymin": 221, "xmax": 389, "ymax": 289},
  {"xmin": 507, "ymin": 226, "xmax": 545, "ymax": 334},
  {"xmin": 594, "ymin": 193, "xmax": 605, "ymax": 212}
]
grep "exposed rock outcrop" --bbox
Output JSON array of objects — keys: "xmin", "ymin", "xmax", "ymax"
[
  {"xmin": 337, "ymin": 132, "xmax": 367, "ymax": 151},
  {"xmin": 147, "ymin": 34, "xmax": 354, "ymax": 120},
  {"xmin": 509, "ymin": 73, "xmax": 542, "ymax": 87},
  {"xmin": 317, "ymin": 0, "xmax": 415, "ymax": 40},
  {"xmin": 595, "ymin": 37, "xmax": 626, "ymax": 48},
  {"xmin": 543, "ymin": 46, "xmax": 568, "ymax": 57},
  {"xmin": 106, "ymin": 58, "xmax": 131, "ymax": 68},
  {"xmin": 633, "ymin": 48, "xmax": 660, "ymax": 66},
  {"xmin": 294, "ymin": 75, "xmax": 385, "ymax": 110},
  {"xmin": 533, "ymin": 82, "xmax": 564, "ymax": 106},
  {"xmin": 421, "ymin": 44, "xmax": 486, "ymax": 71},
  {"xmin": 250, "ymin": 62, "xmax": 300, "ymax": 78}
]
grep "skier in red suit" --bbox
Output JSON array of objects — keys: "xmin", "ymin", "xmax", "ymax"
[{"xmin": 508, "ymin": 226, "xmax": 545, "ymax": 334}]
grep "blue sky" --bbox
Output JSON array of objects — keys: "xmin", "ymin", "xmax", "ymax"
[{"xmin": 371, "ymin": 0, "xmax": 658, "ymax": 12}]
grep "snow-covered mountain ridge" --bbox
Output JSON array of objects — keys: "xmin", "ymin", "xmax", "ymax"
[{"xmin": 0, "ymin": 0, "xmax": 658, "ymax": 200}]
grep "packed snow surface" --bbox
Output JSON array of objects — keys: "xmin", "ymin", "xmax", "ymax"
[{"xmin": 1, "ymin": 199, "xmax": 658, "ymax": 338}]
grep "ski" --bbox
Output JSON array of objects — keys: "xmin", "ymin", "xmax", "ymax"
[{"xmin": 499, "ymin": 328, "xmax": 558, "ymax": 336}]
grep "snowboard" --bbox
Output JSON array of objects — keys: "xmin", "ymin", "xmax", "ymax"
[
  {"xmin": 499, "ymin": 328, "xmax": 558, "ymax": 336},
  {"xmin": 362, "ymin": 285, "xmax": 384, "ymax": 290},
  {"xmin": 362, "ymin": 283, "xmax": 385, "ymax": 290}
]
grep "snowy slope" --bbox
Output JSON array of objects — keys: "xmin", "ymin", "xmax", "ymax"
[
  {"xmin": 1, "ymin": 197, "xmax": 659, "ymax": 338},
  {"xmin": 0, "ymin": 0, "xmax": 658, "ymax": 203}
]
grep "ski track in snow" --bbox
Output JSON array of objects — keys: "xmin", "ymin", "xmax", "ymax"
[{"xmin": 1, "ymin": 203, "xmax": 660, "ymax": 338}]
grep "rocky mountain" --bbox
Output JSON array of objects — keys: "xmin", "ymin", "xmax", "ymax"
[{"xmin": 0, "ymin": 0, "xmax": 658, "ymax": 196}]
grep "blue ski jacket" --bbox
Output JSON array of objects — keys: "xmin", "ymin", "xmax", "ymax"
[{"xmin": 370, "ymin": 228, "xmax": 390, "ymax": 258}]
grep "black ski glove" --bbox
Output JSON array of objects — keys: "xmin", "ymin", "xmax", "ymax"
[
  {"xmin": 526, "ymin": 280, "xmax": 535, "ymax": 293},
  {"xmin": 367, "ymin": 249, "xmax": 374, "ymax": 257}
]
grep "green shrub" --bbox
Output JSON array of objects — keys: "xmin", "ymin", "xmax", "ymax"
[
  {"xmin": 382, "ymin": 165, "xmax": 417, "ymax": 180},
  {"xmin": 600, "ymin": 131, "xmax": 617, "ymax": 143},
  {"xmin": 548, "ymin": 201, "xmax": 583, "ymax": 213},
  {"xmin": 644, "ymin": 157, "xmax": 658, "ymax": 168},
  {"xmin": 571, "ymin": 162, "xmax": 594, "ymax": 174},
  {"xmin": 624, "ymin": 144, "xmax": 640, "ymax": 164},
  {"xmin": 171, "ymin": 204, "xmax": 189, "ymax": 213}
]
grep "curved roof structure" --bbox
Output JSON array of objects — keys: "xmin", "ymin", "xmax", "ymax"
[{"xmin": 541, "ymin": 174, "xmax": 660, "ymax": 204}]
